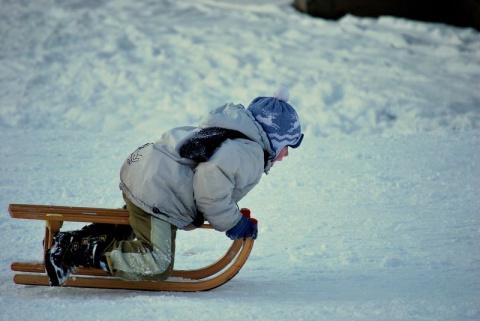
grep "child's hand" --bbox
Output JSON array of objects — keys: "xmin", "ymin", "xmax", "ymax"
[{"xmin": 226, "ymin": 211, "xmax": 258, "ymax": 240}]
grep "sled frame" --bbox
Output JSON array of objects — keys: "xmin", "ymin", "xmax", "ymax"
[{"xmin": 9, "ymin": 204, "xmax": 254, "ymax": 292}]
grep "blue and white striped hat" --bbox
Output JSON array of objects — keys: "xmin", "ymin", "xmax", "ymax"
[{"xmin": 248, "ymin": 87, "xmax": 303, "ymax": 160}]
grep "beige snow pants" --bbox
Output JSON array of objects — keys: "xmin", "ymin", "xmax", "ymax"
[{"xmin": 104, "ymin": 195, "xmax": 177, "ymax": 281}]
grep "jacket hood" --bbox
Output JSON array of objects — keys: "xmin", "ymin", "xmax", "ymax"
[{"xmin": 200, "ymin": 103, "xmax": 275, "ymax": 168}]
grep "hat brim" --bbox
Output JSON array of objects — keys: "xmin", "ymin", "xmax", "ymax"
[{"xmin": 288, "ymin": 133, "xmax": 304, "ymax": 149}]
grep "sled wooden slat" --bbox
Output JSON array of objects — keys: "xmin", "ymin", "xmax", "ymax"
[
  {"xmin": 9, "ymin": 204, "xmax": 131, "ymax": 225},
  {"xmin": 9, "ymin": 203, "xmax": 254, "ymax": 292}
]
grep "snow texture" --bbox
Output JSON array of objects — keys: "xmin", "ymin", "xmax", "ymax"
[{"xmin": 1, "ymin": 0, "xmax": 479, "ymax": 320}]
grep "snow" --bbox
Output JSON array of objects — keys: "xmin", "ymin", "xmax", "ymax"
[{"xmin": 1, "ymin": 0, "xmax": 479, "ymax": 320}]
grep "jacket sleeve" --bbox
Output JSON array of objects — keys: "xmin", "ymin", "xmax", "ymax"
[{"xmin": 192, "ymin": 139, "xmax": 264, "ymax": 231}]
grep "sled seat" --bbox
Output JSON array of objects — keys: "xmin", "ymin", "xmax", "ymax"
[{"xmin": 9, "ymin": 203, "xmax": 254, "ymax": 292}]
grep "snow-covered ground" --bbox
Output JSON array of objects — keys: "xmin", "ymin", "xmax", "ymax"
[{"xmin": 1, "ymin": 0, "xmax": 479, "ymax": 320}]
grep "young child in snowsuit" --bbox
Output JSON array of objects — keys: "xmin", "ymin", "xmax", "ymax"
[{"xmin": 45, "ymin": 87, "xmax": 303, "ymax": 286}]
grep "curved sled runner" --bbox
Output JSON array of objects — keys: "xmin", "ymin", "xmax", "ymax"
[{"xmin": 9, "ymin": 204, "xmax": 255, "ymax": 292}]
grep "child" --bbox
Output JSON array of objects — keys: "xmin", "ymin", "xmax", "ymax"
[{"xmin": 45, "ymin": 86, "xmax": 303, "ymax": 286}]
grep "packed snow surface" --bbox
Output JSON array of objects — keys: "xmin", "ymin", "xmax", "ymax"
[{"xmin": 1, "ymin": 0, "xmax": 479, "ymax": 320}]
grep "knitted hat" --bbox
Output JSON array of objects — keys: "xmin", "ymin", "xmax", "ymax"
[{"xmin": 248, "ymin": 86, "xmax": 303, "ymax": 160}]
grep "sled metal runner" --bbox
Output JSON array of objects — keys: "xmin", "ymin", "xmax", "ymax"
[{"xmin": 9, "ymin": 204, "xmax": 254, "ymax": 292}]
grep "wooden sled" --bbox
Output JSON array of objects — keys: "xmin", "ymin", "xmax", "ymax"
[{"xmin": 9, "ymin": 204, "xmax": 255, "ymax": 292}]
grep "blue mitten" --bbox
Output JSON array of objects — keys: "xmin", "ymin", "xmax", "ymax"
[{"xmin": 226, "ymin": 216, "xmax": 258, "ymax": 240}]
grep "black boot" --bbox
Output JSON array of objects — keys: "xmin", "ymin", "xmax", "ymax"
[{"xmin": 44, "ymin": 223, "xmax": 133, "ymax": 286}]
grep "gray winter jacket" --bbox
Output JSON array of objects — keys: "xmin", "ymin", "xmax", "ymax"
[{"xmin": 119, "ymin": 103, "xmax": 274, "ymax": 231}]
